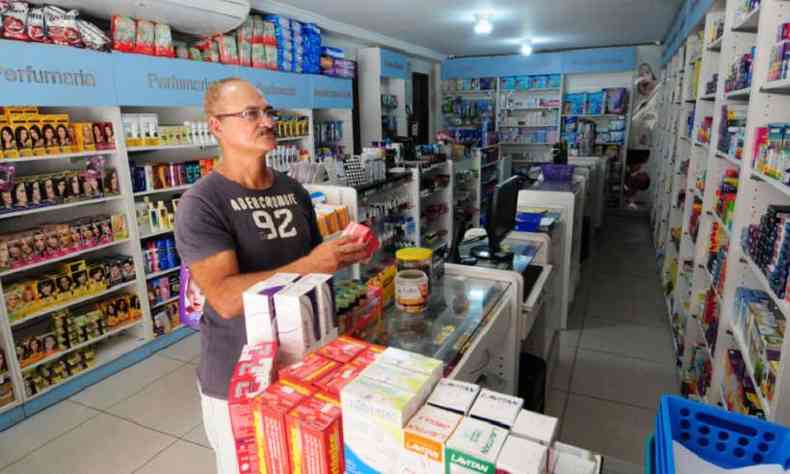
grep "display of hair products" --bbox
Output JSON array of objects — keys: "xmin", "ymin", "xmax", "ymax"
[
  {"xmin": 142, "ymin": 236, "xmax": 179, "ymax": 275},
  {"xmin": 130, "ymin": 158, "xmax": 215, "ymax": 193}
]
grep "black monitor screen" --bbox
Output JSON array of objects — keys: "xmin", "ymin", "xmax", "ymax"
[{"xmin": 488, "ymin": 176, "xmax": 520, "ymax": 252}]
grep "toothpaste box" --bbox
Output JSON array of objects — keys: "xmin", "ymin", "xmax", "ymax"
[
  {"xmin": 286, "ymin": 396, "xmax": 344, "ymax": 474},
  {"xmin": 399, "ymin": 405, "xmax": 462, "ymax": 474},
  {"xmin": 351, "ymin": 344, "xmax": 385, "ymax": 368},
  {"xmin": 228, "ymin": 377, "xmax": 269, "ymax": 474},
  {"xmin": 377, "ymin": 347, "xmax": 443, "ymax": 385},
  {"xmin": 314, "ymin": 363, "xmax": 367, "ymax": 398},
  {"xmin": 444, "ymin": 417, "xmax": 508, "ymax": 474},
  {"xmin": 243, "ymin": 273, "xmax": 300, "ymax": 345},
  {"xmin": 278, "ymin": 352, "xmax": 339, "ymax": 388},
  {"xmin": 427, "ymin": 379, "xmax": 480, "ymax": 416},
  {"xmin": 253, "ymin": 381, "xmax": 314, "ymax": 474},
  {"xmin": 299, "ymin": 273, "xmax": 338, "ymax": 342},
  {"xmin": 231, "ymin": 342, "xmax": 278, "ymax": 383},
  {"xmin": 341, "ymin": 376, "xmax": 423, "ymax": 474},
  {"xmin": 469, "ymin": 389, "xmax": 524, "ymax": 429},
  {"xmin": 496, "ymin": 436, "xmax": 547, "ymax": 474},
  {"xmin": 275, "ymin": 283, "xmax": 322, "ymax": 366},
  {"xmin": 361, "ymin": 361, "xmax": 436, "ymax": 405},
  {"xmin": 510, "ymin": 409, "xmax": 558, "ymax": 447},
  {"xmin": 318, "ymin": 335, "xmax": 369, "ymax": 364}
]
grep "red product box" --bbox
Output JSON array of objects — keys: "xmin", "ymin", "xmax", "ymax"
[
  {"xmin": 341, "ymin": 223, "xmax": 380, "ymax": 259},
  {"xmin": 229, "ymin": 377, "xmax": 268, "ymax": 442},
  {"xmin": 286, "ymin": 396, "xmax": 344, "ymax": 474},
  {"xmin": 232, "ymin": 342, "xmax": 278, "ymax": 382},
  {"xmin": 350, "ymin": 346, "xmax": 384, "ymax": 368},
  {"xmin": 279, "ymin": 353, "xmax": 339, "ymax": 388},
  {"xmin": 253, "ymin": 381, "xmax": 314, "ymax": 474},
  {"xmin": 235, "ymin": 438, "xmax": 260, "ymax": 474},
  {"xmin": 318, "ymin": 335, "xmax": 369, "ymax": 364},
  {"xmin": 313, "ymin": 363, "xmax": 366, "ymax": 398}
]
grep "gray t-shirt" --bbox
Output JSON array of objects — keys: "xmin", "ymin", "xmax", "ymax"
[{"xmin": 175, "ymin": 170, "xmax": 321, "ymax": 400}]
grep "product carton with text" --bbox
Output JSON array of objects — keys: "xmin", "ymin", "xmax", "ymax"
[
  {"xmin": 399, "ymin": 405, "xmax": 462, "ymax": 474},
  {"xmin": 468, "ymin": 389, "xmax": 523, "ymax": 429},
  {"xmin": 427, "ymin": 379, "xmax": 480, "ymax": 415},
  {"xmin": 253, "ymin": 381, "xmax": 314, "ymax": 474},
  {"xmin": 286, "ymin": 395, "xmax": 344, "ymax": 474},
  {"xmin": 243, "ymin": 273, "xmax": 300, "ymax": 345},
  {"xmin": 444, "ymin": 417, "xmax": 507, "ymax": 474}
]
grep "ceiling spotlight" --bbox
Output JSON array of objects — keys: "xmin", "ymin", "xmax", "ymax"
[
  {"xmin": 521, "ymin": 41, "xmax": 533, "ymax": 56},
  {"xmin": 474, "ymin": 14, "xmax": 492, "ymax": 35}
]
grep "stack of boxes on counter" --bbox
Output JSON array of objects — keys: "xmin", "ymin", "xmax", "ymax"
[
  {"xmin": 0, "ymin": 106, "xmax": 115, "ymax": 158},
  {"xmin": 122, "ymin": 113, "xmax": 217, "ymax": 149},
  {"xmin": 226, "ymin": 269, "xmax": 597, "ymax": 474},
  {"xmin": 752, "ymin": 123, "xmax": 790, "ymax": 183},
  {"xmin": 130, "ymin": 157, "xmax": 217, "ymax": 194}
]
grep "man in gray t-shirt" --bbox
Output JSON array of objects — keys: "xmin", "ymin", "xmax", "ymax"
[{"xmin": 175, "ymin": 77, "xmax": 367, "ymax": 474}]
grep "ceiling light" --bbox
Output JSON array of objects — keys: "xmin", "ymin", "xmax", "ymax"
[
  {"xmin": 474, "ymin": 14, "xmax": 492, "ymax": 35},
  {"xmin": 521, "ymin": 41, "xmax": 533, "ymax": 56}
]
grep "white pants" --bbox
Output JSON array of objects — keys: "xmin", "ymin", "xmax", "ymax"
[{"xmin": 198, "ymin": 383, "xmax": 240, "ymax": 474}]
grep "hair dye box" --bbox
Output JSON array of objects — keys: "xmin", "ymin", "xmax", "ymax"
[
  {"xmin": 399, "ymin": 405, "xmax": 462, "ymax": 474},
  {"xmin": 253, "ymin": 381, "xmax": 314, "ymax": 474},
  {"xmin": 427, "ymin": 379, "xmax": 480, "ymax": 416},
  {"xmin": 444, "ymin": 417, "xmax": 507, "ymax": 474},
  {"xmin": 286, "ymin": 396, "xmax": 344, "ymax": 474}
]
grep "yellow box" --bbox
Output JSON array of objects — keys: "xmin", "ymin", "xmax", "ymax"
[
  {"xmin": 40, "ymin": 115, "xmax": 60, "ymax": 155},
  {"xmin": 53, "ymin": 115, "xmax": 72, "ymax": 153},
  {"xmin": 72, "ymin": 123, "xmax": 96, "ymax": 152},
  {"xmin": 0, "ymin": 120, "xmax": 19, "ymax": 158}
]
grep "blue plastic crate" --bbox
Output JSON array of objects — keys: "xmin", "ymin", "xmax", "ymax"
[{"xmin": 657, "ymin": 395, "xmax": 790, "ymax": 472}]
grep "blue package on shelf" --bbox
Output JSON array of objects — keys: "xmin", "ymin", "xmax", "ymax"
[
  {"xmin": 587, "ymin": 91, "xmax": 605, "ymax": 115},
  {"xmin": 564, "ymin": 93, "xmax": 586, "ymax": 115},
  {"xmin": 656, "ymin": 395, "xmax": 790, "ymax": 473},
  {"xmin": 542, "ymin": 164, "xmax": 575, "ymax": 182},
  {"xmin": 549, "ymin": 74, "xmax": 562, "ymax": 88},
  {"xmin": 502, "ymin": 77, "xmax": 517, "ymax": 90}
]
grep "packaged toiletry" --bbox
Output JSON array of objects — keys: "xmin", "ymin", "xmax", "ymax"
[
  {"xmin": 278, "ymin": 352, "xmax": 338, "ymax": 388},
  {"xmin": 427, "ymin": 378, "xmax": 480, "ymax": 415},
  {"xmin": 313, "ymin": 362, "xmax": 366, "ymax": 398},
  {"xmin": 253, "ymin": 381, "xmax": 314, "ymax": 474},
  {"xmin": 274, "ymin": 282, "xmax": 321, "ymax": 366},
  {"xmin": 318, "ymin": 335, "xmax": 368, "ymax": 364},
  {"xmin": 218, "ymin": 34, "xmax": 240, "ymax": 65},
  {"xmin": 399, "ymin": 405, "xmax": 462, "ymax": 474},
  {"xmin": 154, "ymin": 23, "xmax": 174, "ymax": 57},
  {"xmin": 298, "ymin": 273, "xmax": 337, "ymax": 342},
  {"xmin": 286, "ymin": 395, "xmax": 344, "ymax": 474},
  {"xmin": 510, "ymin": 409, "xmax": 558, "ymax": 447},
  {"xmin": 444, "ymin": 417, "xmax": 508, "ymax": 474},
  {"xmin": 3, "ymin": 1, "xmax": 29, "ymax": 41},
  {"xmin": 134, "ymin": 19, "xmax": 155, "ymax": 55},
  {"xmin": 341, "ymin": 376, "xmax": 423, "ymax": 474},
  {"xmin": 242, "ymin": 273, "xmax": 300, "ymax": 345},
  {"xmin": 496, "ymin": 436, "xmax": 547, "ymax": 474},
  {"xmin": 469, "ymin": 389, "xmax": 524, "ymax": 429}
]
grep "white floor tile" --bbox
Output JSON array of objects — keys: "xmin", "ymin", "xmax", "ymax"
[
  {"xmin": 561, "ymin": 394, "xmax": 654, "ymax": 465},
  {"xmin": 0, "ymin": 401, "xmax": 99, "ymax": 469},
  {"xmin": 71, "ymin": 355, "xmax": 184, "ymax": 410},
  {"xmin": 135, "ymin": 440, "xmax": 215, "ymax": 474},
  {"xmin": 183, "ymin": 423, "xmax": 210, "ymax": 449},
  {"xmin": 571, "ymin": 349, "xmax": 677, "ymax": 410},
  {"xmin": 108, "ymin": 364, "xmax": 201, "ymax": 437},
  {"xmin": 0, "ymin": 414, "xmax": 174, "ymax": 474},
  {"xmin": 602, "ymin": 456, "xmax": 643, "ymax": 474},
  {"xmin": 580, "ymin": 318, "xmax": 675, "ymax": 364},
  {"xmin": 158, "ymin": 333, "xmax": 202, "ymax": 364}
]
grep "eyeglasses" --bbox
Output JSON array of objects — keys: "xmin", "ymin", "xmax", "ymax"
[{"xmin": 214, "ymin": 106, "xmax": 278, "ymax": 123}]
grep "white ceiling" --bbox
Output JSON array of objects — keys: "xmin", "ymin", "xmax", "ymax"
[{"xmin": 271, "ymin": 0, "xmax": 681, "ymax": 57}]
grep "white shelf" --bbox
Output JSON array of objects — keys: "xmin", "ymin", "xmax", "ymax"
[
  {"xmin": 751, "ymin": 170, "xmax": 790, "ymax": 198},
  {"xmin": 0, "ymin": 238, "xmax": 130, "ymax": 279},
  {"xmin": 712, "ymin": 212, "xmax": 730, "ymax": 237},
  {"xmin": 693, "ymin": 141, "xmax": 710, "ymax": 150},
  {"xmin": 127, "ymin": 143, "xmax": 217, "ymax": 152},
  {"xmin": 700, "ymin": 92, "xmax": 716, "ymax": 101},
  {"xmin": 731, "ymin": 6, "xmax": 760, "ymax": 33},
  {"xmin": 21, "ymin": 319, "xmax": 144, "ymax": 373},
  {"xmin": 725, "ymin": 87, "xmax": 751, "ymax": 100},
  {"xmin": 0, "ymin": 149, "xmax": 113, "ymax": 163},
  {"xmin": 151, "ymin": 295, "xmax": 178, "ymax": 310},
  {"xmin": 761, "ymin": 79, "xmax": 790, "ymax": 94},
  {"xmin": 731, "ymin": 326, "xmax": 771, "ymax": 417},
  {"xmin": 0, "ymin": 195, "xmax": 124, "ymax": 221},
  {"xmin": 706, "ymin": 36, "xmax": 723, "ymax": 52},
  {"xmin": 133, "ymin": 184, "xmax": 192, "ymax": 197},
  {"xmin": 10, "ymin": 281, "xmax": 136, "ymax": 328},
  {"xmin": 140, "ymin": 228, "xmax": 174, "ymax": 240},
  {"xmin": 145, "ymin": 267, "xmax": 179, "ymax": 280},
  {"xmin": 276, "ymin": 136, "xmax": 309, "ymax": 142},
  {"xmin": 743, "ymin": 253, "xmax": 790, "ymax": 320},
  {"xmin": 715, "ymin": 150, "xmax": 741, "ymax": 168}
]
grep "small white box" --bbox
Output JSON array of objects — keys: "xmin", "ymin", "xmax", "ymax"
[
  {"xmin": 511, "ymin": 409, "xmax": 558, "ymax": 447},
  {"xmin": 399, "ymin": 405, "xmax": 462, "ymax": 474},
  {"xmin": 378, "ymin": 347, "xmax": 443, "ymax": 385},
  {"xmin": 298, "ymin": 273, "xmax": 337, "ymax": 342},
  {"xmin": 444, "ymin": 417, "xmax": 508, "ymax": 474},
  {"xmin": 496, "ymin": 436, "xmax": 547, "ymax": 474},
  {"xmin": 362, "ymin": 361, "xmax": 435, "ymax": 405},
  {"xmin": 427, "ymin": 378, "xmax": 480, "ymax": 415},
  {"xmin": 469, "ymin": 389, "xmax": 524, "ymax": 429},
  {"xmin": 242, "ymin": 273, "xmax": 299, "ymax": 345},
  {"xmin": 273, "ymin": 282, "xmax": 320, "ymax": 366}
]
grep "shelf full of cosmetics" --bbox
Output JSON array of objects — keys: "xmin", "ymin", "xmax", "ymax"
[
  {"xmin": 651, "ymin": 0, "xmax": 790, "ymax": 425},
  {"xmin": 0, "ymin": 1, "xmax": 354, "ymax": 79},
  {"xmin": 225, "ymin": 267, "xmax": 600, "ymax": 474}
]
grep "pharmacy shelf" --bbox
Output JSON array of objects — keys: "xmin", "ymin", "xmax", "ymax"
[
  {"xmin": 444, "ymin": 89, "xmax": 496, "ymax": 97},
  {"xmin": 730, "ymin": 326, "xmax": 771, "ymax": 417},
  {"xmin": 9, "ymin": 281, "xmax": 136, "ymax": 328},
  {"xmin": 21, "ymin": 319, "xmax": 144, "ymax": 373},
  {"xmin": 139, "ymin": 228, "xmax": 174, "ymax": 240},
  {"xmin": 0, "ymin": 149, "xmax": 113, "ymax": 164},
  {"xmin": 561, "ymin": 114, "xmax": 625, "ymax": 119},
  {"xmin": 145, "ymin": 267, "xmax": 179, "ymax": 280},
  {"xmin": 499, "ymin": 142, "xmax": 554, "ymax": 146},
  {"xmin": 133, "ymin": 184, "xmax": 192, "ymax": 197},
  {"xmin": 731, "ymin": 6, "xmax": 760, "ymax": 33},
  {"xmin": 761, "ymin": 79, "xmax": 790, "ymax": 95},
  {"xmin": 0, "ymin": 195, "xmax": 124, "ymax": 221},
  {"xmin": 715, "ymin": 150, "xmax": 741, "ymax": 168},
  {"xmin": 501, "ymin": 88, "xmax": 561, "ymax": 94},
  {"xmin": 712, "ymin": 212, "xmax": 730, "ymax": 237},
  {"xmin": 276, "ymin": 136, "xmax": 309, "ymax": 142},
  {"xmin": 151, "ymin": 296, "xmax": 178, "ymax": 310},
  {"xmin": 127, "ymin": 143, "xmax": 217, "ymax": 152},
  {"xmin": 503, "ymin": 107, "xmax": 560, "ymax": 111},
  {"xmin": 743, "ymin": 253, "xmax": 790, "ymax": 319},
  {"xmin": 750, "ymin": 170, "xmax": 790, "ymax": 198},
  {"xmin": 706, "ymin": 36, "xmax": 723, "ymax": 52},
  {"xmin": 695, "ymin": 317, "xmax": 714, "ymax": 362},
  {"xmin": 0, "ymin": 238, "xmax": 130, "ymax": 279},
  {"xmin": 725, "ymin": 87, "xmax": 751, "ymax": 100},
  {"xmin": 0, "ymin": 400, "xmax": 20, "ymax": 416},
  {"xmin": 700, "ymin": 92, "xmax": 716, "ymax": 101}
]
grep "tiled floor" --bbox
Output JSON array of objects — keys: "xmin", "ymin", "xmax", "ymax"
[{"xmin": 0, "ymin": 214, "xmax": 673, "ymax": 474}]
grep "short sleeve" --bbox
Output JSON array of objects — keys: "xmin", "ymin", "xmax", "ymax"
[{"xmin": 175, "ymin": 193, "xmax": 236, "ymax": 267}]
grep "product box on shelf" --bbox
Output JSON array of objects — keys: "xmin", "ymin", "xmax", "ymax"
[
  {"xmin": 399, "ymin": 404, "xmax": 462, "ymax": 474},
  {"xmin": 376, "ymin": 347, "xmax": 443, "ymax": 384},
  {"xmin": 253, "ymin": 381, "xmax": 314, "ymax": 474},
  {"xmin": 427, "ymin": 378, "xmax": 480, "ymax": 416},
  {"xmin": 278, "ymin": 352, "xmax": 339, "ymax": 388},
  {"xmin": 510, "ymin": 409, "xmax": 558, "ymax": 447},
  {"xmin": 317, "ymin": 335, "xmax": 368, "ymax": 364},
  {"xmin": 496, "ymin": 436, "xmax": 548, "ymax": 474},
  {"xmin": 243, "ymin": 273, "xmax": 300, "ymax": 346},
  {"xmin": 286, "ymin": 395, "xmax": 344, "ymax": 474},
  {"xmin": 469, "ymin": 389, "xmax": 524, "ymax": 429},
  {"xmin": 351, "ymin": 344, "xmax": 385, "ymax": 368},
  {"xmin": 312, "ymin": 362, "xmax": 366, "ymax": 398},
  {"xmin": 361, "ymin": 360, "xmax": 436, "ymax": 404},
  {"xmin": 444, "ymin": 417, "xmax": 508, "ymax": 474}
]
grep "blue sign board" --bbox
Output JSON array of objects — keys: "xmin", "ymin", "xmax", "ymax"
[
  {"xmin": 380, "ymin": 48, "xmax": 409, "ymax": 80},
  {"xmin": 0, "ymin": 42, "xmax": 116, "ymax": 106},
  {"xmin": 662, "ymin": 0, "xmax": 715, "ymax": 63},
  {"xmin": 311, "ymin": 75, "xmax": 353, "ymax": 109},
  {"xmin": 441, "ymin": 46, "xmax": 637, "ymax": 80},
  {"xmin": 238, "ymin": 68, "xmax": 313, "ymax": 109}
]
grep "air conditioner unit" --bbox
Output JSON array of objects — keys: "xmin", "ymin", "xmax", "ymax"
[{"xmin": 46, "ymin": 0, "xmax": 251, "ymax": 36}]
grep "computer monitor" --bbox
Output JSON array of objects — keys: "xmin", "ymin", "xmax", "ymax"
[{"xmin": 472, "ymin": 176, "xmax": 521, "ymax": 261}]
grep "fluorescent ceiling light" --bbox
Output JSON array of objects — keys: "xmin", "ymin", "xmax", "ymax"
[
  {"xmin": 474, "ymin": 14, "xmax": 492, "ymax": 35},
  {"xmin": 521, "ymin": 41, "xmax": 533, "ymax": 56}
]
